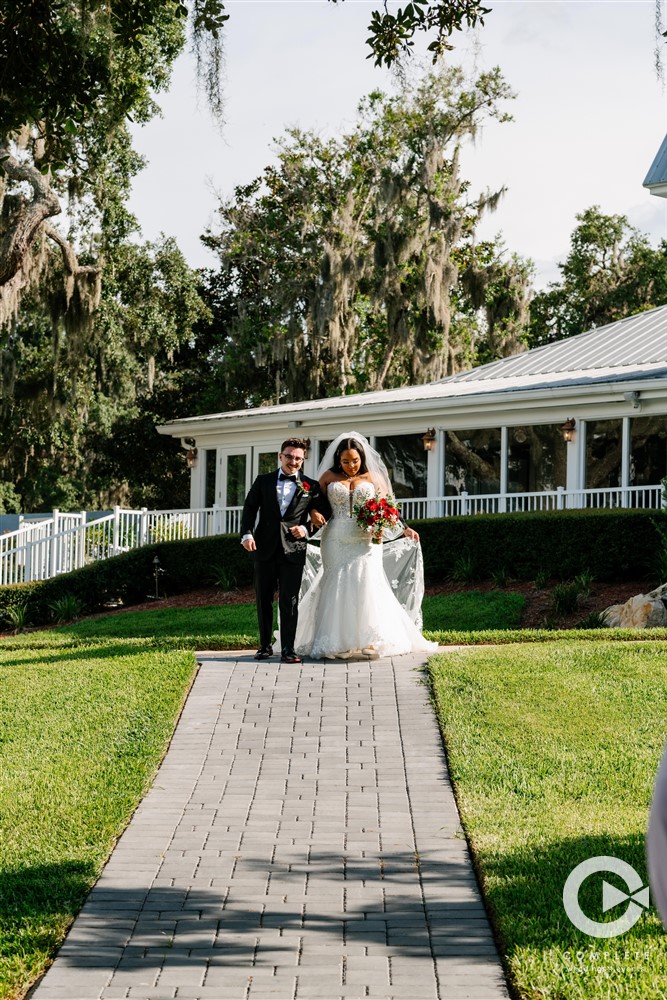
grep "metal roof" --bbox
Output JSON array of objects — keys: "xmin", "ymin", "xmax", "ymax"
[
  {"xmin": 159, "ymin": 304, "xmax": 667, "ymax": 430},
  {"xmin": 441, "ymin": 304, "xmax": 667, "ymax": 384},
  {"xmin": 644, "ymin": 133, "xmax": 667, "ymax": 191}
]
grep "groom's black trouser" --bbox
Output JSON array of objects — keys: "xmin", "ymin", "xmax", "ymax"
[{"xmin": 254, "ymin": 554, "xmax": 304, "ymax": 651}]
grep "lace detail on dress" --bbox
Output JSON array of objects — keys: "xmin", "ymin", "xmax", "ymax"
[{"xmin": 327, "ymin": 480, "xmax": 375, "ymax": 520}]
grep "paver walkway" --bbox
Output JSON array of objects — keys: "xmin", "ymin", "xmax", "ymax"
[{"xmin": 31, "ymin": 652, "xmax": 509, "ymax": 1000}]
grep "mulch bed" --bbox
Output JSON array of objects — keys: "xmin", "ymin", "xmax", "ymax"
[{"xmin": 84, "ymin": 578, "xmax": 651, "ymax": 631}]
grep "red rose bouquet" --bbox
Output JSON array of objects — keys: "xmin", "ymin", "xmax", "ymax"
[{"xmin": 354, "ymin": 494, "xmax": 401, "ymax": 544}]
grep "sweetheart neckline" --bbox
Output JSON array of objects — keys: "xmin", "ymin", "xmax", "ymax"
[{"xmin": 328, "ymin": 480, "xmax": 374, "ymax": 494}]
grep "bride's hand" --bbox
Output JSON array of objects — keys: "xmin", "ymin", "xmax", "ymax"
[
  {"xmin": 310, "ymin": 510, "xmax": 326, "ymax": 529},
  {"xmin": 403, "ymin": 526, "xmax": 419, "ymax": 543}
]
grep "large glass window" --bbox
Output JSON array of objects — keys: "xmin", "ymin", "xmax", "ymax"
[
  {"xmin": 445, "ymin": 429, "xmax": 501, "ymax": 495},
  {"xmin": 631, "ymin": 415, "xmax": 667, "ymax": 486},
  {"xmin": 585, "ymin": 419, "xmax": 622, "ymax": 489},
  {"xmin": 258, "ymin": 451, "xmax": 278, "ymax": 475},
  {"xmin": 205, "ymin": 449, "xmax": 217, "ymax": 508},
  {"xmin": 226, "ymin": 454, "xmax": 247, "ymax": 506},
  {"xmin": 508, "ymin": 424, "xmax": 566, "ymax": 493},
  {"xmin": 375, "ymin": 435, "xmax": 427, "ymax": 499}
]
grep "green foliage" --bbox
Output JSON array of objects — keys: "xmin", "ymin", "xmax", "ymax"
[
  {"xmin": 361, "ymin": 0, "xmax": 491, "ymax": 67},
  {"xmin": 48, "ymin": 594, "xmax": 85, "ymax": 624},
  {"xmin": 2, "ymin": 601, "xmax": 29, "ymax": 634},
  {"xmin": 491, "ymin": 566, "xmax": 509, "ymax": 588},
  {"xmin": 209, "ymin": 562, "xmax": 238, "ymax": 591},
  {"xmin": 576, "ymin": 610, "xmax": 608, "ymax": 629},
  {"xmin": 534, "ymin": 567, "xmax": 550, "ymax": 590},
  {"xmin": 574, "ymin": 568, "xmax": 593, "ymax": 597},
  {"xmin": 528, "ymin": 206, "xmax": 667, "ymax": 347},
  {"xmin": 1, "ymin": 237, "xmax": 205, "ymax": 510},
  {"xmin": 416, "ymin": 509, "xmax": 667, "ymax": 584},
  {"xmin": 0, "ymin": 483, "xmax": 21, "ymax": 515},
  {"xmin": 449, "ymin": 552, "xmax": 478, "ymax": 584},
  {"xmin": 551, "ymin": 581, "xmax": 581, "ymax": 616},
  {"xmin": 201, "ymin": 65, "xmax": 529, "ymax": 407},
  {"xmin": 0, "ymin": 535, "xmax": 254, "ymax": 628}
]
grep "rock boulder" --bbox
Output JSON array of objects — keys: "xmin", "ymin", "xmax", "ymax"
[{"xmin": 602, "ymin": 583, "xmax": 667, "ymax": 628}]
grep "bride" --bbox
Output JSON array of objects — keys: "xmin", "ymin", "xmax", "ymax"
[{"xmin": 295, "ymin": 431, "xmax": 438, "ymax": 659}]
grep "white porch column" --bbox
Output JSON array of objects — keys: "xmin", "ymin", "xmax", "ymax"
[
  {"xmin": 621, "ymin": 416, "xmax": 631, "ymax": 506},
  {"xmin": 565, "ymin": 418, "xmax": 583, "ymax": 508},
  {"xmin": 426, "ymin": 431, "xmax": 442, "ymax": 517},
  {"xmin": 499, "ymin": 426, "xmax": 508, "ymax": 513}
]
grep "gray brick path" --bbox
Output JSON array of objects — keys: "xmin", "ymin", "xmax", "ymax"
[{"xmin": 30, "ymin": 652, "xmax": 509, "ymax": 1000}]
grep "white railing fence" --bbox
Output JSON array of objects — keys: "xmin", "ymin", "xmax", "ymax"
[
  {"xmin": 400, "ymin": 484, "xmax": 664, "ymax": 520},
  {"xmin": 0, "ymin": 485, "xmax": 663, "ymax": 587},
  {"xmin": 0, "ymin": 505, "xmax": 243, "ymax": 586}
]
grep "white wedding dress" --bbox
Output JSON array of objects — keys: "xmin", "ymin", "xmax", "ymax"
[{"xmin": 294, "ymin": 481, "xmax": 438, "ymax": 659}]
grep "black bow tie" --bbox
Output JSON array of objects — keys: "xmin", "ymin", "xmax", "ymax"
[{"xmin": 279, "ymin": 473, "xmax": 297, "ymax": 481}]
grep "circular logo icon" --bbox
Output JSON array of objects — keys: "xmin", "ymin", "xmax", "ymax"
[{"xmin": 563, "ymin": 856, "xmax": 650, "ymax": 938}]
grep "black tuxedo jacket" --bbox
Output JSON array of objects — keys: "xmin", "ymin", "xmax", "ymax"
[{"xmin": 240, "ymin": 471, "xmax": 331, "ymax": 564}]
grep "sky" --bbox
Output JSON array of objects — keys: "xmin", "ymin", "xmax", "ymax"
[{"xmin": 127, "ymin": 0, "xmax": 667, "ymax": 289}]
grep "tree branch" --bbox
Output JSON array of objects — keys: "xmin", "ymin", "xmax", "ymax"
[
  {"xmin": 43, "ymin": 224, "xmax": 99, "ymax": 277},
  {"xmin": 0, "ymin": 142, "xmax": 61, "ymax": 287}
]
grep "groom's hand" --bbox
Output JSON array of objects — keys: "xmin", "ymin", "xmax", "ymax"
[
  {"xmin": 289, "ymin": 525, "xmax": 307, "ymax": 538},
  {"xmin": 242, "ymin": 537, "xmax": 256, "ymax": 552}
]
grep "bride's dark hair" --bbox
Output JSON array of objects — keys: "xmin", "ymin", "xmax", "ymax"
[{"xmin": 332, "ymin": 438, "xmax": 369, "ymax": 475}]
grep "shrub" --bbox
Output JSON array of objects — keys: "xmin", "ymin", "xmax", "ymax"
[
  {"xmin": 574, "ymin": 569, "xmax": 593, "ymax": 597},
  {"xmin": 3, "ymin": 601, "xmax": 29, "ymax": 633},
  {"xmin": 491, "ymin": 566, "xmax": 509, "ymax": 588},
  {"xmin": 209, "ymin": 563, "xmax": 238, "ymax": 591},
  {"xmin": 551, "ymin": 582, "xmax": 581, "ymax": 616},
  {"xmin": 450, "ymin": 552, "xmax": 477, "ymax": 584},
  {"xmin": 49, "ymin": 594, "xmax": 85, "ymax": 624},
  {"xmin": 0, "ymin": 535, "xmax": 254, "ymax": 628},
  {"xmin": 414, "ymin": 509, "xmax": 667, "ymax": 584}
]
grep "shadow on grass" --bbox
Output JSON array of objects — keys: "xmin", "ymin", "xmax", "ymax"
[
  {"xmin": 476, "ymin": 830, "xmax": 664, "ymax": 954},
  {"xmin": 0, "ymin": 640, "xmax": 195, "ymax": 669}
]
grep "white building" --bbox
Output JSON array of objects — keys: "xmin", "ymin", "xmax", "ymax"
[{"xmin": 158, "ymin": 305, "xmax": 667, "ymax": 526}]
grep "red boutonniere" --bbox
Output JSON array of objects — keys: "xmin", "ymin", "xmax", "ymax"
[{"xmin": 297, "ymin": 480, "xmax": 311, "ymax": 496}]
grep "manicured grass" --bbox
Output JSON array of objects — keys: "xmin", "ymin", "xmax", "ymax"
[
  {"xmin": 53, "ymin": 602, "xmax": 260, "ymax": 646},
  {"xmin": 421, "ymin": 591, "xmax": 524, "ymax": 632},
  {"xmin": 0, "ymin": 591, "xmax": 525, "ymax": 649},
  {"xmin": 0, "ymin": 644, "xmax": 196, "ymax": 1000},
  {"xmin": 429, "ymin": 641, "xmax": 667, "ymax": 999}
]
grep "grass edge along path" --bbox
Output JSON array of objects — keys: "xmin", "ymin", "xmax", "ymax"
[
  {"xmin": 428, "ymin": 640, "xmax": 667, "ymax": 1000},
  {"xmin": 0, "ymin": 644, "xmax": 197, "ymax": 1000}
]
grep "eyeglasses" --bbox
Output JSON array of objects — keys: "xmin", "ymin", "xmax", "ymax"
[{"xmin": 281, "ymin": 452, "xmax": 304, "ymax": 463}]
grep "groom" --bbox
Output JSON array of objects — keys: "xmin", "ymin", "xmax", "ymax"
[{"xmin": 240, "ymin": 438, "xmax": 330, "ymax": 663}]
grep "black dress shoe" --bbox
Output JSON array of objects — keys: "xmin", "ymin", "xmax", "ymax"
[
  {"xmin": 254, "ymin": 646, "xmax": 273, "ymax": 660},
  {"xmin": 281, "ymin": 649, "xmax": 302, "ymax": 664}
]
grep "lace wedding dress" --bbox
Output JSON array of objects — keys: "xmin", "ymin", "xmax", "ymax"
[{"xmin": 294, "ymin": 481, "xmax": 438, "ymax": 659}]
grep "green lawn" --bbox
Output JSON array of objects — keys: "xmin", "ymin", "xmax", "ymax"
[
  {"xmin": 4, "ymin": 596, "xmax": 667, "ymax": 999},
  {"xmin": 0, "ymin": 643, "xmax": 196, "ymax": 1000},
  {"xmin": 429, "ymin": 641, "xmax": 667, "ymax": 999},
  {"xmin": 0, "ymin": 590, "xmax": 526, "ymax": 650}
]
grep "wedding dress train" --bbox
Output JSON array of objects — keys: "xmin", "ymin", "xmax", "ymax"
[{"xmin": 294, "ymin": 481, "xmax": 438, "ymax": 659}]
